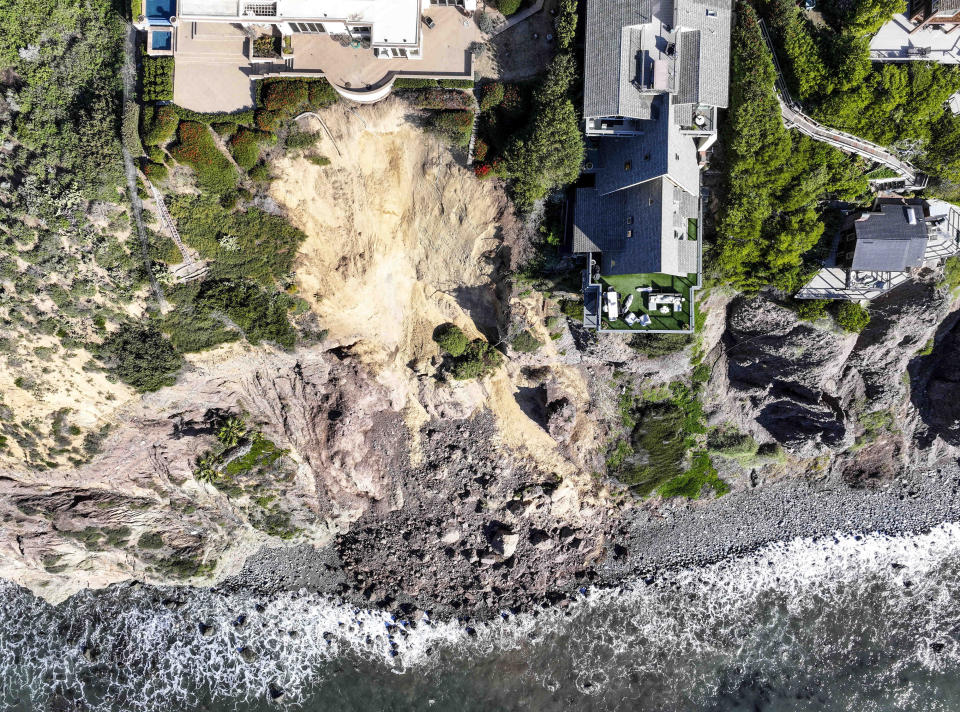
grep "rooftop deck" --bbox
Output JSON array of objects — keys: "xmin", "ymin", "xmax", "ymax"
[
  {"xmin": 287, "ymin": 8, "xmax": 476, "ymax": 89},
  {"xmin": 597, "ymin": 272, "xmax": 697, "ymax": 332},
  {"xmin": 870, "ymin": 12, "xmax": 960, "ymax": 62}
]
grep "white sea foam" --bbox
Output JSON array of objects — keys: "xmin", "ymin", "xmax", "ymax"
[{"xmin": 3, "ymin": 523, "xmax": 960, "ymax": 710}]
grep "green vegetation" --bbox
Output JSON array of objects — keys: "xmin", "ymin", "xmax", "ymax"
[
  {"xmin": 794, "ymin": 298, "xmax": 830, "ymax": 321},
  {"xmin": 554, "ymin": 0, "xmax": 579, "ymax": 50},
  {"xmin": 433, "ymin": 323, "xmax": 469, "ymax": 357},
  {"xmin": 559, "ymin": 298, "xmax": 584, "ymax": 321},
  {"xmin": 1, "ymin": 0, "xmax": 125, "ymax": 201},
  {"xmin": 606, "ymin": 379, "xmax": 726, "ymax": 499},
  {"xmin": 939, "ymin": 256, "xmax": 960, "ymax": 290},
  {"xmin": 656, "ymin": 451, "xmax": 730, "ymax": 499},
  {"xmin": 142, "ymin": 104, "xmax": 180, "ymax": 146},
  {"xmin": 496, "ymin": 0, "xmax": 524, "ymax": 15},
  {"xmin": 713, "ymin": 2, "xmax": 868, "ymax": 293},
  {"xmin": 511, "ymin": 329, "xmax": 543, "ymax": 353},
  {"xmin": 100, "ymin": 323, "xmax": 183, "ymax": 392},
  {"xmin": 835, "ymin": 301, "xmax": 871, "ymax": 333},
  {"xmin": 169, "ymin": 121, "xmax": 238, "ymax": 194},
  {"xmin": 427, "ymin": 110, "xmax": 474, "ymax": 148},
  {"xmin": 192, "ymin": 280, "xmax": 297, "ymax": 348},
  {"xmin": 451, "ymin": 339, "xmax": 504, "ymax": 380},
  {"xmin": 167, "ymin": 194, "xmax": 307, "ymax": 285},
  {"xmin": 708, "ymin": 425, "xmax": 760, "ymax": 459},
  {"xmin": 504, "ymin": 53, "xmax": 585, "ymax": 210},
  {"xmin": 142, "ymin": 54, "xmax": 174, "ymax": 102},
  {"xmin": 853, "ymin": 408, "xmax": 898, "ymax": 448},
  {"xmin": 228, "ymin": 127, "xmax": 274, "ymax": 170}
]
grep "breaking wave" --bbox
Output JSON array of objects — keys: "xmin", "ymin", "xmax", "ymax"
[{"xmin": 4, "ymin": 523, "xmax": 960, "ymax": 711}]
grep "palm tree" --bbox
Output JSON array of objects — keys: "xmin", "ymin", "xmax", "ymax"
[
  {"xmin": 217, "ymin": 416, "xmax": 246, "ymax": 448},
  {"xmin": 194, "ymin": 453, "xmax": 221, "ymax": 484}
]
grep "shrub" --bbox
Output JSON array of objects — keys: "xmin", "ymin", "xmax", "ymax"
[
  {"xmin": 394, "ymin": 78, "xmax": 439, "ymax": 89},
  {"xmin": 511, "ymin": 329, "xmax": 542, "ymax": 353},
  {"xmin": 794, "ymin": 298, "xmax": 830, "ymax": 321},
  {"xmin": 411, "ymin": 88, "xmax": 473, "ymax": 110},
  {"xmin": 248, "ymin": 162, "xmax": 272, "ymax": 182},
  {"xmin": 143, "ymin": 105, "xmax": 180, "ymax": 146},
  {"xmin": 439, "ymin": 79, "xmax": 475, "ymax": 89},
  {"xmin": 496, "ymin": 0, "xmax": 524, "ymax": 15},
  {"xmin": 629, "ymin": 332, "xmax": 692, "ymax": 357},
  {"xmin": 193, "ymin": 279, "xmax": 297, "ymax": 348},
  {"xmin": 254, "ymin": 110, "xmax": 280, "ymax": 132},
  {"xmin": 211, "ymin": 122, "xmax": 238, "ymax": 138},
  {"xmin": 173, "ymin": 106, "xmax": 255, "ymax": 126},
  {"xmin": 940, "ymin": 255, "xmax": 960, "ymax": 289},
  {"xmin": 433, "ymin": 322, "xmax": 469, "ymax": 356},
  {"xmin": 306, "ymin": 155, "xmax": 331, "ymax": 166},
  {"xmin": 479, "ymin": 82, "xmax": 505, "ymax": 112},
  {"xmin": 473, "ymin": 138, "xmax": 489, "ymax": 162},
  {"xmin": 261, "ymin": 79, "xmax": 309, "ymax": 113},
  {"xmin": 142, "ymin": 55, "xmax": 174, "ymax": 102},
  {"xmin": 428, "ymin": 110, "xmax": 474, "ymax": 148},
  {"xmin": 167, "ymin": 194, "xmax": 307, "ymax": 285},
  {"xmin": 308, "ymin": 79, "xmax": 338, "ymax": 107},
  {"xmin": 169, "ymin": 121, "xmax": 239, "ymax": 194},
  {"xmin": 451, "ymin": 339, "xmax": 503, "ymax": 380},
  {"xmin": 122, "ymin": 101, "xmax": 144, "ymax": 156},
  {"xmin": 559, "ymin": 298, "xmax": 583, "ymax": 321},
  {"xmin": 286, "ymin": 129, "xmax": 322, "ymax": 150},
  {"xmin": 474, "ymin": 163, "xmax": 492, "ymax": 179},
  {"xmin": 137, "ymin": 532, "xmax": 164, "ymax": 550},
  {"xmin": 835, "ymin": 302, "xmax": 870, "ymax": 333},
  {"xmin": 555, "ymin": 0, "xmax": 579, "ymax": 49},
  {"xmin": 142, "ymin": 160, "xmax": 168, "ymax": 182},
  {"xmin": 229, "ymin": 127, "xmax": 271, "ymax": 170},
  {"xmin": 146, "ymin": 145, "xmax": 165, "ymax": 163},
  {"xmin": 252, "ymin": 35, "xmax": 279, "ymax": 58},
  {"xmin": 101, "ymin": 323, "xmax": 183, "ymax": 392}
]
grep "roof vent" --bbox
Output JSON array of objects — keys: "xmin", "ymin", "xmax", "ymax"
[
  {"xmin": 624, "ymin": 161, "xmax": 631, "ymax": 171},
  {"xmin": 907, "ymin": 207, "xmax": 917, "ymax": 225}
]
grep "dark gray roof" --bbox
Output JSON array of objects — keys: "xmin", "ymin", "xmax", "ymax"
[
  {"xmin": 673, "ymin": 0, "xmax": 731, "ymax": 108},
  {"xmin": 591, "ymin": 96, "xmax": 700, "ymax": 196},
  {"xmin": 851, "ymin": 204, "xmax": 928, "ymax": 272},
  {"xmin": 572, "ymin": 177, "xmax": 698, "ymax": 276},
  {"xmin": 583, "ymin": 0, "xmax": 652, "ymax": 118},
  {"xmin": 675, "ymin": 30, "xmax": 701, "ymax": 104}
]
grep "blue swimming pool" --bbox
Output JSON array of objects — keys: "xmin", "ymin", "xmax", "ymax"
[
  {"xmin": 146, "ymin": 0, "xmax": 175, "ymax": 20},
  {"xmin": 151, "ymin": 30, "xmax": 172, "ymax": 50}
]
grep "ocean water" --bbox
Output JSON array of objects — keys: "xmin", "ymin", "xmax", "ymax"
[{"xmin": 4, "ymin": 524, "xmax": 960, "ymax": 711}]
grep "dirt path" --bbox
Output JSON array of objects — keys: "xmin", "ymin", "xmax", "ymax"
[{"xmin": 121, "ymin": 24, "xmax": 167, "ymax": 309}]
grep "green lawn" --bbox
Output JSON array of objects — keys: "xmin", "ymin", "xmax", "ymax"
[{"xmin": 599, "ymin": 272, "xmax": 697, "ymax": 331}]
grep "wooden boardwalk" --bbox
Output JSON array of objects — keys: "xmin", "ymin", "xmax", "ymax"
[{"xmin": 758, "ymin": 19, "xmax": 927, "ymax": 191}]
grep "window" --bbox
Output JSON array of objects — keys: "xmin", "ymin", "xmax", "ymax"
[
  {"xmin": 291, "ymin": 22, "xmax": 325, "ymax": 33},
  {"xmin": 627, "ymin": 216, "xmax": 634, "ymax": 225},
  {"xmin": 627, "ymin": 229, "xmax": 633, "ymax": 238},
  {"xmin": 624, "ymin": 161, "xmax": 632, "ymax": 171},
  {"xmin": 706, "ymin": 8, "xmax": 717, "ymax": 16}
]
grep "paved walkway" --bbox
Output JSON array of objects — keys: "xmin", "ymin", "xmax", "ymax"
[
  {"xmin": 487, "ymin": 0, "xmax": 545, "ymax": 36},
  {"xmin": 759, "ymin": 19, "xmax": 926, "ymax": 190}
]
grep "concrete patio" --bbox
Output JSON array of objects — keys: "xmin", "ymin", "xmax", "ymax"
[
  {"xmin": 173, "ymin": 22, "xmax": 255, "ymax": 112},
  {"xmin": 290, "ymin": 7, "xmax": 478, "ymax": 89}
]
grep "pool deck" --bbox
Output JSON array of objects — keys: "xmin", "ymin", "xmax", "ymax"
[{"xmin": 172, "ymin": 22, "xmax": 254, "ymax": 112}]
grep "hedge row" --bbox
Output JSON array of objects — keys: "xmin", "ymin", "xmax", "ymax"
[{"xmin": 142, "ymin": 55, "xmax": 174, "ymax": 102}]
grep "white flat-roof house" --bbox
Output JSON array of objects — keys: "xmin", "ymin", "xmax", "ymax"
[{"xmin": 136, "ymin": 0, "xmax": 479, "ymax": 108}]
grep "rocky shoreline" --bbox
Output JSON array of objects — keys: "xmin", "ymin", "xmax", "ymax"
[{"xmin": 217, "ymin": 440, "xmax": 960, "ymax": 621}]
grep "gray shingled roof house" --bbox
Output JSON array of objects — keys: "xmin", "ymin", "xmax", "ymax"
[
  {"xmin": 850, "ymin": 204, "xmax": 929, "ymax": 272},
  {"xmin": 571, "ymin": 0, "xmax": 731, "ymax": 286}
]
